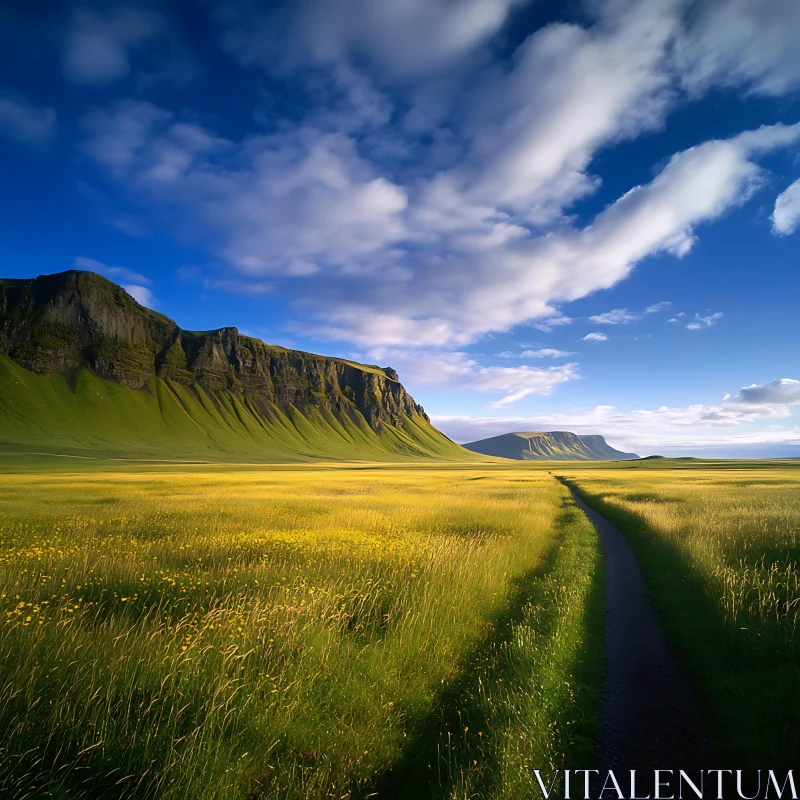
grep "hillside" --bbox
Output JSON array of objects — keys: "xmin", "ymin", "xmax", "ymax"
[
  {"xmin": 462, "ymin": 431, "xmax": 638, "ymax": 461},
  {"xmin": 0, "ymin": 271, "xmax": 468, "ymax": 461}
]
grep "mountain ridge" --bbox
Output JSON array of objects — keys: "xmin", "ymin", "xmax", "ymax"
[
  {"xmin": 462, "ymin": 431, "xmax": 639, "ymax": 461},
  {"xmin": 0, "ymin": 270, "xmax": 420, "ymax": 428},
  {"xmin": 0, "ymin": 270, "xmax": 468, "ymax": 461}
]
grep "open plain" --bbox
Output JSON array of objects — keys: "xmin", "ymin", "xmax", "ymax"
[
  {"xmin": 1, "ymin": 457, "xmax": 798, "ymax": 797},
  {"xmin": 0, "ymin": 459, "xmax": 602, "ymax": 800}
]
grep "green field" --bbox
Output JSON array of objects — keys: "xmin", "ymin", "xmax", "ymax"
[
  {"xmin": 560, "ymin": 462, "xmax": 800, "ymax": 767},
  {"xmin": 0, "ymin": 460, "xmax": 602, "ymax": 799},
  {"xmin": 1, "ymin": 457, "xmax": 798, "ymax": 798}
]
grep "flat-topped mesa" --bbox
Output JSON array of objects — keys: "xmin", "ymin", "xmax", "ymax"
[
  {"xmin": 0, "ymin": 270, "xmax": 427, "ymax": 430},
  {"xmin": 463, "ymin": 430, "xmax": 639, "ymax": 460}
]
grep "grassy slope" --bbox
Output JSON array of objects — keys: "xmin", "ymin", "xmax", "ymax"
[
  {"xmin": 0, "ymin": 355, "xmax": 468, "ymax": 462},
  {"xmin": 516, "ymin": 433, "xmax": 598, "ymax": 460},
  {"xmin": 561, "ymin": 463, "xmax": 800, "ymax": 768}
]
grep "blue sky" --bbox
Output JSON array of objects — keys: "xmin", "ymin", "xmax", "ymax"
[{"xmin": 3, "ymin": 0, "xmax": 800, "ymax": 456}]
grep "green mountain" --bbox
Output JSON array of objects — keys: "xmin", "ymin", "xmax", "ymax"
[
  {"xmin": 462, "ymin": 431, "xmax": 639, "ymax": 461},
  {"xmin": 0, "ymin": 270, "xmax": 469, "ymax": 462}
]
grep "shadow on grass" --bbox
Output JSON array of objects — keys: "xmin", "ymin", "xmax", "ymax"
[{"xmin": 355, "ymin": 498, "xmax": 604, "ymax": 800}]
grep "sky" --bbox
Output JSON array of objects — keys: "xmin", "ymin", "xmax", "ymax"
[{"xmin": 2, "ymin": 0, "xmax": 800, "ymax": 456}]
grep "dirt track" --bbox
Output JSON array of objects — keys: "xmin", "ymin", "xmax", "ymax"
[{"xmin": 566, "ymin": 485, "xmax": 710, "ymax": 769}]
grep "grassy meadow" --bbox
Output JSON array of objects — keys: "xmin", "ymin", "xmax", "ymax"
[
  {"xmin": 0, "ymin": 460, "xmax": 602, "ymax": 799},
  {"xmin": 4, "ymin": 454, "xmax": 799, "ymax": 797},
  {"xmin": 561, "ymin": 463, "xmax": 800, "ymax": 767}
]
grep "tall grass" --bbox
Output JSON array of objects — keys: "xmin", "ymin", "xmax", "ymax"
[
  {"xmin": 562, "ymin": 466, "xmax": 800, "ymax": 766},
  {"xmin": 0, "ymin": 463, "xmax": 601, "ymax": 799}
]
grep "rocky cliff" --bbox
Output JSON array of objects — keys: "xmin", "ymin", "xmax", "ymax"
[
  {"xmin": 0, "ymin": 270, "xmax": 427, "ymax": 431},
  {"xmin": 462, "ymin": 431, "xmax": 639, "ymax": 460}
]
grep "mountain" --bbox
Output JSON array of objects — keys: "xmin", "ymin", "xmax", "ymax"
[
  {"xmin": 462, "ymin": 431, "xmax": 639, "ymax": 461},
  {"xmin": 0, "ymin": 270, "xmax": 469, "ymax": 462}
]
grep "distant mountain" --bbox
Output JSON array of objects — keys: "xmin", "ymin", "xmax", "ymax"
[
  {"xmin": 462, "ymin": 431, "xmax": 639, "ymax": 461},
  {"xmin": 0, "ymin": 271, "xmax": 468, "ymax": 461}
]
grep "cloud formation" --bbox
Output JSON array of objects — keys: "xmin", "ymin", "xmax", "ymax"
[
  {"xmin": 77, "ymin": 0, "xmax": 800, "ymax": 398},
  {"xmin": 362, "ymin": 348, "xmax": 579, "ymax": 407},
  {"xmin": 588, "ymin": 302, "xmax": 672, "ymax": 325},
  {"xmin": 434, "ymin": 376, "xmax": 800, "ymax": 449},
  {"xmin": 83, "ymin": 98, "xmax": 797, "ymax": 349},
  {"xmin": 0, "ymin": 94, "xmax": 56, "ymax": 146},
  {"xmin": 589, "ymin": 309, "xmax": 643, "ymax": 325},
  {"xmin": 686, "ymin": 312, "xmax": 723, "ymax": 330},
  {"xmin": 64, "ymin": 6, "xmax": 166, "ymax": 85},
  {"xmin": 727, "ymin": 378, "xmax": 800, "ymax": 406},
  {"xmin": 675, "ymin": 0, "xmax": 800, "ymax": 96},
  {"xmin": 520, "ymin": 348, "xmax": 575, "ymax": 358},
  {"xmin": 223, "ymin": 0, "xmax": 523, "ymax": 79},
  {"xmin": 772, "ymin": 178, "xmax": 800, "ymax": 235},
  {"xmin": 582, "ymin": 332, "xmax": 608, "ymax": 342},
  {"xmin": 73, "ymin": 256, "xmax": 150, "ymax": 286}
]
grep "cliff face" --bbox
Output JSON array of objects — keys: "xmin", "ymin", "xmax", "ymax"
[
  {"xmin": 463, "ymin": 431, "xmax": 639, "ymax": 460},
  {"xmin": 0, "ymin": 271, "xmax": 427, "ymax": 430}
]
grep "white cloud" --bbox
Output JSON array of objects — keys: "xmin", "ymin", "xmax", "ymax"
[
  {"xmin": 530, "ymin": 315, "xmax": 572, "ymax": 333},
  {"xmin": 0, "ymin": 94, "xmax": 56, "ymax": 146},
  {"xmin": 73, "ymin": 256, "xmax": 149, "ymax": 286},
  {"xmin": 211, "ymin": 279, "xmax": 273, "ymax": 296},
  {"xmin": 590, "ymin": 301, "xmax": 671, "ymax": 324},
  {"xmin": 215, "ymin": 131, "xmax": 408, "ymax": 274},
  {"xmin": 590, "ymin": 308, "xmax": 642, "ymax": 325},
  {"xmin": 223, "ymin": 0, "xmax": 800, "ymax": 110},
  {"xmin": 433, "ymin": 376, "xmax": 800, "ymax": 448},
  {"xmin": 772, "ymin": 178, "xmax": 800, "ymax": 236},
  {"xmin": 480, "ymin": 365, "xmax": 580, "ymax": 406},
  {"xmin": 64, "ymin": 6, "xmax": 166, "ymax": 85},
  {"xmin": 222, "ymin": 0, "xmax": 523, "ymax": 79},
  {"xmin": 85, "ymin": 105, "xmax": 798, "ymax": 349},
  {"xmin": 520, "ymin": 348, "xmax": 575, "ymax": 358},
  {"xmin": 675, "ymin": 0, "xmax": 800, "ymax": 97},
  {"xmin": 59, "ymin": 0, "xmax": 800, "ymax": 426},
  {"xmin": 457, "ymin": 0, "xmax": 677, "ymax": 221},
  {"xmin": 726, "ymin": 378, "xmax": 800, "ymax": 406},
  {"xmin": 364, "ymin": 349, "xmax": 579, "ymax": 406},
  {"xmin": 436, "ymin": 411, "xmax": 800, "ymax": 452},
  {"xmin": 123, "ymin": 284, "xmax": 156, "ymax": 307},
  {"xmin": 686, "ymin": 311, "xmax": 723, "ymax": 330},
  {"xmin": 83, "ymin": 101, "xmax": 174, "ymax": 175},
  {"xmin": 80, "ymin": 0, "xmax": 800, "ymax": 368},
  {"xmin": 84, "ymin": 102, "xmax": 407, "ymax": 278}
]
